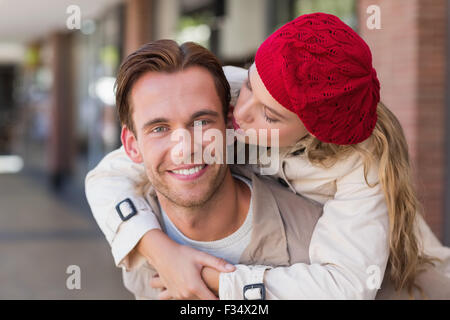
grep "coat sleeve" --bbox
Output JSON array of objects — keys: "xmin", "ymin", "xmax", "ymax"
[
  {"xmin": 85, "ymin": 146, "xmax": 161, "ymax": 270},
  {"xmin": 219, "ymin": 157, "xmax": 390, "ymax": 299}
]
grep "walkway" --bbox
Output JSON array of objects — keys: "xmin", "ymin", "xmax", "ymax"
[{"xmin": 0, "ymin": 171, "xmax": 133, "ymax": 299}]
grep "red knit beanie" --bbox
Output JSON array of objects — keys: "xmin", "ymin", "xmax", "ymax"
[{"xmin": 255, "ymin": 12, "xmax": 380, "ymax": 145}]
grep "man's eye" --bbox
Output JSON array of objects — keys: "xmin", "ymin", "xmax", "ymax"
[
  {"xmin": 193, "ymin": 119, "xmax": 209, "ymax": 127},
  {"xmin": 152, "ymin": 126, "xmax": 168, "ymax": 133}
]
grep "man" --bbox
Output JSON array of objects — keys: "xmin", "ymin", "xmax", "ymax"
[{"xmin": 87, "ymin": 40, "xmax": 450, "ymax": 300}]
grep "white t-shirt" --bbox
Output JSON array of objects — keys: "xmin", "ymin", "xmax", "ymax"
[{"xmin": 161, "ymin": 175, "xmax": 253, "ymax": 264}]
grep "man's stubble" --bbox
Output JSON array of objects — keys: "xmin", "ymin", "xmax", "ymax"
[{"xmin": 148, "ymin": 164, "xmax": 229, "ymax": 210}]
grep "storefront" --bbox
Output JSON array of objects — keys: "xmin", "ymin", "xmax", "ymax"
[{"xmin": 72, "ymin": 4, "xmax": 124, "ymax": 178}]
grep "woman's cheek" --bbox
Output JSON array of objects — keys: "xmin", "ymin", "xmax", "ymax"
[{"xmin": 275, "ymin": 128, "xmax": 298, "ymax": 147}]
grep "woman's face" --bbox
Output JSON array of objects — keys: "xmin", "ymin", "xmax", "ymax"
[{"xmin": 232, "ymin": 63, "xmax": 309, "ymax": 147}]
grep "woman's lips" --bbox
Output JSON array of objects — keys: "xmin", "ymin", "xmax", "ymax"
[{"xmin": 232, "ymin": 116, "xmax": 247, "ymax": 136}]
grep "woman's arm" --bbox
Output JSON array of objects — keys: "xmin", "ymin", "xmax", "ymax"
[
  {"xmin": 85, "ymin": 146, "xmax": 160, "ymax": 269},
  {"xmin": 217, "ymin": 160, "xmax": 390, "ymax": 299}
]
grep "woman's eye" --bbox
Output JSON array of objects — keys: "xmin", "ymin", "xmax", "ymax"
[
  {"xmin": 264, "ymin": 115, "xmax": 276, "ymax": 123},
  {"xmin": 152, "ymin": 126, "xmax": 168, "ymax": 133},
  {"xmin": 263, "ymin": 107, "xmax": 279, "ymax": 124},
  {"xmin": 264, "ymin": 113, "xmax": 278, "ymax": 124},
  {"xmin": 193, "ymin": 119, "xmax": 209, "ymax": 127}
]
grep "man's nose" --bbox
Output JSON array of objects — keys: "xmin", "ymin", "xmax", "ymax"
[{"xmin": 170, "ymin": 128, "xmax": 204, "ymax": 165}]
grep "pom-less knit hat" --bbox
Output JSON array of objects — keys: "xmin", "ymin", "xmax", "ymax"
[{"xmin": 255, "ymin": 12, "xmax": 380, "ymax": 145}]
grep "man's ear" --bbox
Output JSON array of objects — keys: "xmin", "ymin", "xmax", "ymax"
[{"xmin": 121, "ymin": 126, "xmax": 143, "ymax": 163}]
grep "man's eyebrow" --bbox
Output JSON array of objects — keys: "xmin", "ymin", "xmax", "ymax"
[
  {"xmin": 142, "ymin": 110, "xmax": 220, "ymax": 131},
  {"xmin": 190, "ymin": 109, "xmax": 220, "ymax": 120},
  {"xmin": 142, "ymin": 117, "xmax": 169, "ymax": 130}
]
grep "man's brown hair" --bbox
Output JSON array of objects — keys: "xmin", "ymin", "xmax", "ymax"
[{"xmin": 115, "ymin": 39, "xmax": 231, "ymax": 134}]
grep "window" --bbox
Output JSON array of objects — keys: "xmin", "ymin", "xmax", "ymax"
[
  {"xmin": 176, "ymin": 0, "xmax": 225, "ymax": 55},
  {"xmin": 295, "ymin": 0, "xmax": 357, "ymax": 30}
]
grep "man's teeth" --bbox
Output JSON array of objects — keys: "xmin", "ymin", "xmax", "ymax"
[{"xmin": 172, "ymin": 165, "xmax": 205, "ymax": 176}]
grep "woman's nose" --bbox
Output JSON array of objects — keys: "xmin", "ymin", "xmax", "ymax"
[{"xmin": 234, "ymin": 99, "xmax": 254, "ymax": 124}]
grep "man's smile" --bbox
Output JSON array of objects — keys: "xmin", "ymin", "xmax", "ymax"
[{"xmin": 167, "ymin": 164, "xmax": 209, "ymax": 181}]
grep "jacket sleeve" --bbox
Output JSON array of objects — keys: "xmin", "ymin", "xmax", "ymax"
[
  {"xmin": 85, "ymin": 146, "xmax": 161, "ymax": 270},
  {"xmin": 219, "ymin": 157, "xmax": 390, "ymax": 299}
]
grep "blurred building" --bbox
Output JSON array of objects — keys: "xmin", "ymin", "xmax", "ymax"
[{"xmin": 0, "ymin": 0, "xmax": 449, "ymax": 243}]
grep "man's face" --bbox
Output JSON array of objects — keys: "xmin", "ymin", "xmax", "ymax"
[{"xmin": 123, "ymin": 67, "xmax": 228, "ymax": 208}]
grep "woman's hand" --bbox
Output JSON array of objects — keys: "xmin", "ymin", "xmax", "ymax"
[
  {"xmin": 137, "ymin": 229, "xmax": 235, "ymax": 300},
  {"xmin": 151, "ymin": 266, "xmax": 221, "ymax": 299}
]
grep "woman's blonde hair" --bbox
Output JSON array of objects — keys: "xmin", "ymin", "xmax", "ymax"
[{"xmin": 297, "ymin": 101, "xmax": 436, "ymax": 295}]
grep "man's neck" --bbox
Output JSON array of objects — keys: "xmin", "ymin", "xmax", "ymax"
[{"xmin": 157, "ymin": 172, "xmax": 251, "ymax": 242}]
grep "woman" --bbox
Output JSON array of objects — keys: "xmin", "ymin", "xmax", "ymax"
[{"xmin": 85, "ymin": 13, "xmax": 450, "ymax": 299}]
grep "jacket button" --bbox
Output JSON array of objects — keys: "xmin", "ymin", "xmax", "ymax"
[{"xmin": 278, "ymin": 178, "xmax": 289, "ymax": 187}]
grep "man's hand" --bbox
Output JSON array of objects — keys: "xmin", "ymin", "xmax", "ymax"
[{"xmin": 137, "ymin": 229, "xmax": 235, "ymax": 300}]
